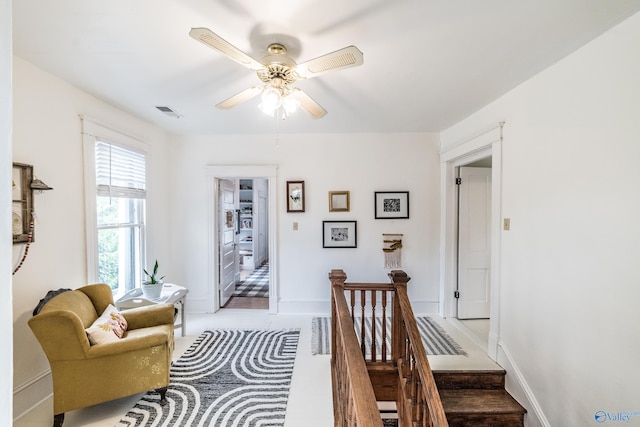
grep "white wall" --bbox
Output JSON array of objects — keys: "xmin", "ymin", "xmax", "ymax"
[
  {"xmin": 169, "ymin": 132, "xmax": 441, "ymax": 314},
  {"xmin": 11, "ymin": 57, "xmax": 172, "ymax": 418},
  {"xmin": 441, "ymin": 11, "xmax": 640, "ymax": 426},
  {"xmin": 1, "ymin": 0, "xmax": 14, "ymax": 424}
]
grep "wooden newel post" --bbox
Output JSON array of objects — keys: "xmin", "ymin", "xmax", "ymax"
[
  {"xmin": 329, "ymin": 269, "xmax": 347, "ymax": 365},
  {"xmin": 389, "ymin": 270, "xmax": 410, "ymax": 362}
]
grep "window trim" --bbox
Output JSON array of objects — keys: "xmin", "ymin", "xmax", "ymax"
[{"xmin": 81, "ymin": 116, "xmax": 150, "ymax": 288}]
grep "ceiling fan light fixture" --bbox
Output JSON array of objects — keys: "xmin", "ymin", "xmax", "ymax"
[
  {"xmin": 282, "ymin": 94, "xmax": 300, "ymax": 116},
  {"xmin": 261, "ymin": 85, "xmax": 282, "ymax": 110},
  {"xmin": 258, "ymin": 102, "xmax": 276, "ymax": 117}
]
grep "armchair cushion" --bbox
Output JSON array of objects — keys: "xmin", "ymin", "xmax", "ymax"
[{"xmin": 85, "ymin": 304, "xmax": 128, "ymax": 345}]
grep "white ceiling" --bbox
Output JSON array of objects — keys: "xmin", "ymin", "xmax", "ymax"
[{"xmin": 12, "ymin": 0, "xmax": 640, "ymax": 135}]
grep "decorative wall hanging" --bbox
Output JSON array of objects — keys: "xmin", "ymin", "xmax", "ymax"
[
  {"xmin": 375, "ymin": 191, "xmax": 409, "ymax": 219},
  {"xmin": 323, "ymin": 221, "xmax": 357, "ymax": 248},
  {"xmin": 329, "ymin": 191, "xmax": 350, "ymax": 212},
  {"xmin": 383, "ymin": 234, "xmax": 403, "ymax": 268},
  {"xmin": 12, "ymin": 162, "xmax": 53, "ymax": 275},
  {"xmin": 286, "ymin": 181, "xmax": 305, "ymax": 212},
  {"xmin": 13, "ymin": 163, "xmax": 34, "ymax": 243}
]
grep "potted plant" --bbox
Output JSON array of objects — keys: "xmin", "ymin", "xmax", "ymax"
[{"xmin": 142, "ymin": 260, "xmax": 165, "ymax": 299}]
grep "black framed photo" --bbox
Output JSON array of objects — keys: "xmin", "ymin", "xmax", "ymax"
[
  {"xmin": 286, "ymin": 181, "xmax": 305, "ymax": 212},
  {"xmin": 322, "ymin": 221, "xmax": 357, "ymax": 248},
  {"xmin": 375, "ymin": 191, "xmax": 409, "ymax": 219}
]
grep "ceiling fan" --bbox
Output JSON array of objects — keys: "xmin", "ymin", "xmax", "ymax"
[{"xmin": 189, "ymin": 27, "xmax": 364, "ymax": 119}]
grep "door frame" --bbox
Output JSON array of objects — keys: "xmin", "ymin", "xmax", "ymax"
[
  {"xmin": 440, "ymin": 124, "xmax": 503, "ymax": 361},
  {"xmin": 206, "ymin": 165, "xmax": 278, "ymax": 314}
]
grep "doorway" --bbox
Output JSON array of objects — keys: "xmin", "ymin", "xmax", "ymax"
[
  {"xmin": 440, "ymin": 124, "xmax": 503, "ymax": 361},
  {"xmin": 456, "ymin": 161, "xmax": 492, "ymax": 348},
  {"xmin": 206, "ymin": 165, "xmax": 278, "ymax": 314},
  {"xmin": 225, "ymin": 178, "xmax": 269, "ymax": 310}
]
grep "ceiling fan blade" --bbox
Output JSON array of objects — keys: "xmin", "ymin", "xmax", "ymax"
[
  {"xmin": 295, "ymin": 46, "xmax": 364, "ymax": 79},
  {"xmin": 216, "ymin": 86, "xmax": 263, "ymax": 110},
  {"xmin": 189, "ymin": 27, "xmax": 265, "ymax": 71},
  {"xmin": 289, "ymin": 88, "xmax": 327, "ymax": 119}
]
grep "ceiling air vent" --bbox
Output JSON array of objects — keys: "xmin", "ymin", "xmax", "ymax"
[{"xmin": 155, "ymin": 106, "xmax": 182, "ymax": 118}]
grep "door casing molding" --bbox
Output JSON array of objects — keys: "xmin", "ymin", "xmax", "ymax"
[
  {"xmin": 206, "ymin": 165, "xmax": 278, "ymax": 314},
  {"xmin": 440, "ymin": 125, "xmax": 502, "ymax": 360}
]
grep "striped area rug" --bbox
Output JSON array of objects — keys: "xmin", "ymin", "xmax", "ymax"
[
  {"xmin": 233, "ymin": 263, "xmax": 269, "ymax": 298},
  {"xmin": 311, "ymin": 316, "xmax": 466, "ymax": 357},
  {"xmin": 117, "ymin": 329, "xmax": 299, "ymax": 426}
]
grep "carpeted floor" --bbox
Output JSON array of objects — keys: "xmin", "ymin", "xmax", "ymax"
[
  {"xmin": 233, "ymin": 262, "xmax": 269, "ymax": 298},
  {"xmin": 117, "ymin": 328, "xmax": 299, "ymax": 426},
  {"xmin": 311, "ymin": 316, "xmax": 466, "ymax": 357}
]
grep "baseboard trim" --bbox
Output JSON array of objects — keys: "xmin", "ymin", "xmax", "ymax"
[
  {"xmin": 277, "ymin": 299, "xmax": 330, "ymax": 314},
  {"xmin": 498, "ymin": 343, "xmax": 550, "ymax": 427},
  {"xmin": 13, "ymin": 369, "xmax": 52, "ymax": 421}
]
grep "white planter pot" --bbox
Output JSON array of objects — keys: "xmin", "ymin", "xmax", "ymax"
[{"xmin": 142, "ymin": 281, "xmax": 164, "ymax": 300}]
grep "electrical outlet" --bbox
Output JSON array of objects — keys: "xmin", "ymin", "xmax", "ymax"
[
  {"xmin": 504, "ymin": 218, "xmax": 511, "ymax": 231},
  {"xmin": 293, "ymin": 222, "xmax": 298, "ymax": 231}
]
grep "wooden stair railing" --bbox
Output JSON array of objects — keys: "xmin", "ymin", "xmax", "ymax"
[
  {"xmin": 391, "ymin": 271, "xmax": 448, "ymax": 427},
  {"xmin": 330, "ymin": 269, "xmax": 384, "ymax": 427},
  {"xmin": 329, "ymin": 269, "xmax": 448, "ymax": 427}
]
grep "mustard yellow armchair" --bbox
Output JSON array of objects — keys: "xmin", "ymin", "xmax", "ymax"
[{"xmin": 28, "ymin": 284, "xmax": 175, "ymax": 427}]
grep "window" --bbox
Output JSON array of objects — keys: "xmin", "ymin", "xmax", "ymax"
[
  {"xmin": 95, "ymin": 141, "xmax": 146, "ymax": 294},
  {"xmin": 82, "ymin": 117, "xmax": 147, "ymax": 296}
]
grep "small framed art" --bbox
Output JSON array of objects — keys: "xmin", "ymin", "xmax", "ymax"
[
  {"xmin": 375, "ymin": 191, "xmax": 409, "ymax": 219},
  {"xmin": 323, "ymin": 220, "xmax": 357, "ymax": 248},
  {"xmin": 286, "ymin": 181, "xmax": 305, "ymax": 212},
  {"xmin": 329, "ymin": 191, "xmax": 350, "ymax": 212}
]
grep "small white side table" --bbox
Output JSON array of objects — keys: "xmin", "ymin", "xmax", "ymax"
[{"xmin": 116, "ymin": 283, "xmax": 188, "ymax": 337}]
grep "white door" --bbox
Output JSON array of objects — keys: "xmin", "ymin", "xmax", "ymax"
[
  {"xmin": 218, "ymin": 179, "xmax": 238, "ymax": 306},
  {"xmin": 457, "ymin": 167, "xmax": 492, "ymax": 319}
]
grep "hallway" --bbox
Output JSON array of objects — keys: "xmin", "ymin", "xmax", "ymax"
[{"xmin": 15, "ymin": 312, "xmax": 500, "ymax": 426}]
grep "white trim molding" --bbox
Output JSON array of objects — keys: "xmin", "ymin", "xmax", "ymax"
[{"xmin": 498, "ymin": 343, "xmax": 549, "ymax": 427}]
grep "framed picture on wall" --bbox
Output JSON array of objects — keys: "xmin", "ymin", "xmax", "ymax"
[
  {"xmin": 322, "ymin": 220, "xmax": 357, "ymax": 248},
  {"xmin": 287, "ymin": 181, "xmax": 305, "ymax": 212},
  {"xmin": 375, "ymin": 191, "xmax": 409, "ymax": 219},
  {"xmin": 329, "ymin": 191, "xmax": 350, "ymax": 212}
]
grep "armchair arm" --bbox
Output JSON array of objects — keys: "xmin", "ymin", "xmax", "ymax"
[
  {"xmin": 122, "ymin": 303, "xmax": 175, "ymax": 330},
  {"xmin": 28, "ymin": 311, "xmax": 91, "ymax": 361},
  {"xmin": 85, "ymin": 328, "xmax": 172, "ymax": 359}
]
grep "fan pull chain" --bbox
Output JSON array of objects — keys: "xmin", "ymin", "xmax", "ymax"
[{"xmin": 275, "ymin": 108, "xmax": 281, "ymax": 148}]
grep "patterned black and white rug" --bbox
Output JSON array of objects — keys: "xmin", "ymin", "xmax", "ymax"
[
  {"xmin": 117, "ymin": 328, "xmax": 299, "ymax": 426},
  {"xmin": 311, "ymin": 316, "xmax": 466, "ymax": 357},
  {"xmin": 233, "ymin": 263, "xmax": 269, "ymax": 298}
]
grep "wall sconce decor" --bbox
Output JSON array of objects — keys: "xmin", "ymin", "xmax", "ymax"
[{"xmin": 383, "ymin": 233, "xmax": 403, "ymax": 268}]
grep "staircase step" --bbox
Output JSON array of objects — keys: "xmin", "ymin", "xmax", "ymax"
[
  {"xmin": 439, "ymin": 389, "xmax": 526, "ymax": 427},
  {"xmin": 434, "ymin": 369, "xmax": 506, "ymax": 390}
]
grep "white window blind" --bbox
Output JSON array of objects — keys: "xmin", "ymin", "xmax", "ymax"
[{"xmin": 96, "ymin": 140, "xmax": 147, "ymax": 199}]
